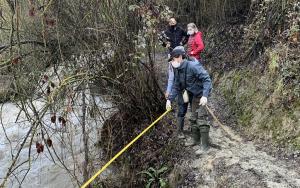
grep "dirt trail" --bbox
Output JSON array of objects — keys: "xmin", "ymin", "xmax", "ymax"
[
  {"xmin": 182, "ymin": 98, "xmax": 300, "ymax": 188},
  {"xmin": 155, "ymin": 53, "xmax": 300, "ymax": 188}
]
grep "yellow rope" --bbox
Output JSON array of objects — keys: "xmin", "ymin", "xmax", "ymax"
[{"xmin": 80, "ymin": 109, "xmax": 172, "ymax": 188}]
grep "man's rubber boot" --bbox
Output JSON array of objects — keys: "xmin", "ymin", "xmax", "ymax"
[
  {"xmin": 200, "ymin": 125, "xmax": 210, "ymax": 150},
  {"xmin": 185, "ymin": 112, "xmax": 200, "ymax": 146},
  {"xmin": 195, "ymin": 125, "xmax": 210, "ymax": 155},
  {"xmin": 185, "ymin": 126, "xmax": 200, "ymax": 146},
  {"xmin": 177, "ymin": 117, "xmax": 185, "ymax": 139}
]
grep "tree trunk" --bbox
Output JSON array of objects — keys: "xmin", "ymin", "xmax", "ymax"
[{"xmin": 81, "ymin": 85, "xmax": 89, "ymax": 184}]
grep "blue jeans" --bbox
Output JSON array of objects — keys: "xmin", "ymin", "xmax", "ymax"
[
  {"xmin": 176, "ymin": 92, "xmax": 202, "ymax": 131},
  {"xmin": 177, "ymin": 93, "xmax": 191, "ymax": 118}
]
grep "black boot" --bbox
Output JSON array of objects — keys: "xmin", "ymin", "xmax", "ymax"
[
  {"xmin": 185, "ymin": 113, "xmax": 200, "ymax": 146},
  {"xmin": 177, "ymin": 117, "xmax": 185, "ymax": 139}
]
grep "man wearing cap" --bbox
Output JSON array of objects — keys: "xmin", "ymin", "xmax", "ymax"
[
  {"xmin": 166, "ymin": 46, "xmax": 212, "ymax": 143},
  {"xmin": 165, "ymin": 46, "xmax": 200, "ymax": 100}
]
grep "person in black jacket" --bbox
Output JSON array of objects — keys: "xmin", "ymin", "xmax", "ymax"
[{"xmin": 159, "ymin": 18, "xmax": 188, "ymax": 55}]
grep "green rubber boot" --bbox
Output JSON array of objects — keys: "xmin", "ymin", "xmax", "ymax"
[
  {"xmin": 185, "ymin": 126, "xmax": 200, "ymax": 146},
  {"xmin": 185, "ymin": 113, "xmax": 200, "ymax": 146},
  {"xmin": 195, "ymin": 124, "xmax": 210, "ymax": 155},
  {"xmin": 200, "ymin": 125, "xmax": 210, "ymax": 150},
  {"xmin": 192, "ymin": 126, "xmax": 201, "ymax": 144},
  {"xmin": 189, "ymin": 111, "xmax": 197, "ymax": 132}
]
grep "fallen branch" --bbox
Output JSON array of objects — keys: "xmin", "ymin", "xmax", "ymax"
[{"xmin": 0, "ymin": 40, "xmax": 45, "ymax": 53}]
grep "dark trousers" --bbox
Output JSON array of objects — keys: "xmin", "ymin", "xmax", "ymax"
[{"xmin": 177, "ymin": 93, "xmax": 201, "ymax": 118}]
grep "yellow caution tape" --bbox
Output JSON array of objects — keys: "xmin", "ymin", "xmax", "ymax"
[{"xmin": 81, "ymin": 109, "xmax": 172, "ymax": 188}]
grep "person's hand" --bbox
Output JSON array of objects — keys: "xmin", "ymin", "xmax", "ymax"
[
  {"xmin": 166, "ymin": 100, "xmax": 172, "ymax": 110},
  {"xmin": 166, "ymin": 42, "xmax": 171, "ymax": 48},
  {"xmin": 199, "ymin": 96, "xmax": 208, "ymax": 106},
  {"xmin": 165, "ymin": 92, "xmax": 169, "ymax": 99}
]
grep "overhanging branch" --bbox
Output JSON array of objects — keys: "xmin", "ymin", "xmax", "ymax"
[{"xmin": 0, "ymin": 40, "xmax": 46, "ymax": 53}]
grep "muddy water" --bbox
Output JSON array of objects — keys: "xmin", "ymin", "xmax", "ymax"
[{"xmin": 0, "ymin": 96, "xmax": 111, "ymax": 188}]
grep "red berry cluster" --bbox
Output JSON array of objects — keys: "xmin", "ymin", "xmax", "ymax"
[
  {"xmin": 50, "ymin": 114, "xmax": 56, "ymax": 123},
  {"xmin": 46, "ymin": 138, "xmax": 53, "ymax": 147},
  {"xmin": 58, "ymin": 116, "xmax": 67, "ymax": 126},
  {"xmin": 51, "ymin": 114, "xmax": 67, "ymax": 126},
  {"xmin": 11, "ymin": 56, "xmax": 21, "ymax": 65},
  {"xmin": 41, "ymin": 75, "xmax": 49, "ymax": 84},
  {"xmin": 46, "ymin": 81, "xmax": 55, "ymax": 96},
  {"xmin": 36, "ymin": 142, "xmax": 44, "ymax": 154}
]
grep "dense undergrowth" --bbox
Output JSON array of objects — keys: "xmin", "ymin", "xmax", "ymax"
[{"xmin": 204, "ymin": 0, "xmax": 300, "ymax": 149}]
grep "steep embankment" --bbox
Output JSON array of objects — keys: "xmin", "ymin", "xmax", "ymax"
[{"xmin": 204, "ymin": 0, "xmax": 300, "ymax": 150}]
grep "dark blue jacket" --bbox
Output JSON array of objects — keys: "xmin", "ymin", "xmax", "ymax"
[
  {"xmin": 169, "ymin": 60, "xmax": 212, "ymax": 101},
  {"xmin": 159, "ymin": 26, "xmax": 188, "ymax": 51}
]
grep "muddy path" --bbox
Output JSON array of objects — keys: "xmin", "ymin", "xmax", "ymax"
[
  {"xmin": 154, "ymin": 52, "xmax": 300, "ymax": 188},
  {"xmin": 181, "ymin": 95, "xmax": 300, "ymax": 188}
]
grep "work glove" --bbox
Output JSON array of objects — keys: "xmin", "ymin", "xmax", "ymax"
[
  {"xmin": 165, "ymin": 92, "xmax": 170, "ymax": 99},
  {"xmin": 166, "ymin": 100, "xmax": 172, "ymax": 110},
  {"xmin": 166, "ymin": 42, "xmax": 171, "ymax": 48},
  {"xmin": 199, "ymin": 96, "xmax": 208, "ymax": 106}
]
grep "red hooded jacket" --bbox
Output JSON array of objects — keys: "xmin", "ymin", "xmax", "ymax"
[{"xmin": 187, "ymin": 31, "xmax": 205, "ymax": 60}]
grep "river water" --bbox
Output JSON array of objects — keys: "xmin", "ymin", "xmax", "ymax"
[{"xmin": 0, "ymin": 65, "xmax": 112, "ymax": 188}]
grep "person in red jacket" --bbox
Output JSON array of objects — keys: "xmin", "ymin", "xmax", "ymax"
[{"xmin": 187, "ymin": 23, "xmax": 205, "ymax": 61}]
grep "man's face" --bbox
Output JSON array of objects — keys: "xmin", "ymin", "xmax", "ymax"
[
  {"xmin": 171, "ymin": 54, "xmax": 183, "ymax": 68},
  {"xmin": 169, "ymin": 18, "xmax": 177, "ymax": 26},
  {"xmin": 173, "ymin": 54, "xmax": 183, "ymax": 63}
]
